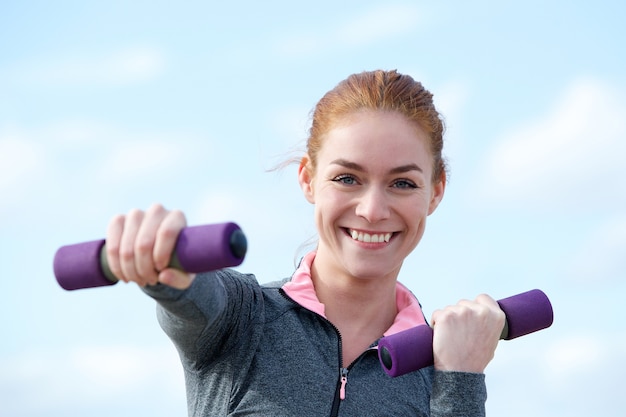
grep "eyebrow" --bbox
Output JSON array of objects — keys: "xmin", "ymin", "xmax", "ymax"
[{"xmin": 330, "ymin": 159, "xmax": 423, "ymax": 174}]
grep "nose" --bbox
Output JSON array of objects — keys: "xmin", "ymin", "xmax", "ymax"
[{"xmin": 355, "ymin": 187, "xmax": 391, "ymax": 223}]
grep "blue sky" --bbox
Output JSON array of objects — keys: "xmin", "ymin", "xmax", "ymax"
[{"xmin": 1, "ymin": 1, "xmax": 625, "ymax": 416}]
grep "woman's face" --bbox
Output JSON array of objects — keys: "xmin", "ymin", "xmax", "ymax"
[{"xmin": 299, "ymin": 110, "xmax": 445, "ymax": 282}]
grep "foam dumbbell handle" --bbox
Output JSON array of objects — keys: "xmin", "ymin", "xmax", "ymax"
[
  {"xmin": 496, "ymin": 289, "xmax": 553, "ymax": 340},
  {"xmin": 378, "ymin": 289, "xmax": 554, "ymax": 377},
  {"xmin": 54, "ymin": 222, "xmax": 247, "ymax": 291}
]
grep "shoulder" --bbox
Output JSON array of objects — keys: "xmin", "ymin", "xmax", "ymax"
[
  {"xmin": 207, "ymin": 270, "xmax": 290, "ymax": 295},
  {"xmin": 261, "ymin": 277, "xmax": 291, "ymax": 289}
]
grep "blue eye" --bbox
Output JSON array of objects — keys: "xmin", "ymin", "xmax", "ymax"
[
  {"xmin": 393, "ymin": 179, "xmax": 418, "ymax": 189},
  {"xmin": 333, "ymin": 174, "xmax": 358, "ymax": 185}
]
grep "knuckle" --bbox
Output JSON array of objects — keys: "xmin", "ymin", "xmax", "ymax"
[
  {"xmin": 127, "ymin": 208, "xmax": 145, "ymax": 221},
  {"xmin": 106, "ymin": 240, "xmax": 120, "ymax": 257},
  {"xmin": 169, "ymin": 209, "xmax": 187, "ymax": 225},
  {"xmin": 119, "ymin": 247, "xmax": 135, "ymax": 262},
  {"xmin": 134, "ymin": 236, "xmax": 154, "ymax": 255},
  {"xmin": 157, "ymin": 223, "xmax": 181, "ymax": 242},
  {"xmin": 147, "ymin": 203, "xmax": 167, "ymax": 216},
  {"xmin": 476, "ymin": 293, "xmax": 494, "ymax": 303},
  {"xmin": 108, "ymin": 214, "xmax": 125, "ymax": 230}
]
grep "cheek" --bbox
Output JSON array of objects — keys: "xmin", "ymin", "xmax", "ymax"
[
  {"xmin": 402, "ymin": 195, "xmax": 430, "ymax": 217},
  {"xmin": 402, "ymin": 200, "xmax": 431, "ymax": 240},
  {"xmin": 313, "ymin": 183, "xmax": 344, "ymax": 209},
  {"xmin": 410, "ymin": 202, "xmax": 431, "ymax": 238},
  {"xmin": 313, "ymin": 190, "xmax": 349, "ymax": 230},
  {"xmin": 314, "ymin": 196, "xmax": 338, "ymax": 224}
]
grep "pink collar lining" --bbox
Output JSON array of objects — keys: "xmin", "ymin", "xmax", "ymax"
[{"xmin": 282, "ymin": 251, "xmax": 427, "ymax": 337}]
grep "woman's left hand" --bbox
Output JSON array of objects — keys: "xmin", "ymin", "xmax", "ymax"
[{"xmin": 431, "ymin": 294, "xmax": 506, "ymax": 373}]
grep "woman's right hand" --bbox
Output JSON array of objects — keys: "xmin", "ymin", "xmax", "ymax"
[
  {"xmin": 431, "ymin": 294, "xmax": 505, "ymax": 373},
  {"xmin": 105, "ymin": 203, "xmax": 195, "ymax": 290}
]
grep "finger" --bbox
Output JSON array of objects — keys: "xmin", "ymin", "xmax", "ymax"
[
  {"xmin": 431, "ymin": 300, "xmax": 470, "ymax": 326},
  {"xmin": 454, "ymin": 298, "xmax": 479, "ymax": 309},
  {"xmin": 452, "ymin": 295, "xmax": 506, "ymax": 342},
  {"xmin": 430, "ymin": 307, "xmax": 446, "ymax": 327},
  {"xmin": 134, "ymin": 204, "xmax": 170, "ymax": 285},
  {"xmin": 157, "ymin": 269, "xmax": 196, "ymax": 290},
  {"xmin": 461, "ymin": 295, "xmax": 505, "ymax": 321},
  {"xmin": 153, "ymin": 209, "xmax": 187, "ymax": 271},
  {"xmin": 456, "ymin": 297, "xmax": 501, "ymax": 326},
  {"xmin": 474, "ymin": 293, "xmax": 501, "ymax": 310},
  {"xmin": 106, "ymin": 214, "xmax": 126, "ymax": 282},
  {"xmin": 475, "ymin": 293, "xmax": 507, "ymax": 334},
  {"xmin": 119, "ymin": 208, "xmax": 145, "ymax": 283}
]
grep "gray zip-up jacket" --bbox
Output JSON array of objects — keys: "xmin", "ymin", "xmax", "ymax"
[{"xmin": 143, "ymin": 253, "xmax": 487, "ymax": 416}]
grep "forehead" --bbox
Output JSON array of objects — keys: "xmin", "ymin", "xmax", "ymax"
[{"xmin": 317, "ymin": 110, "xmax": 433, "ymax": 174}]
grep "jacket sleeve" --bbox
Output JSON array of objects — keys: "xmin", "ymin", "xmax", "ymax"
[
  {"xmin": 141, "ymin": 269, "xmax": 263, "ymax": 370},
  {"xmin": 430, "ymin": 371, "xmax": 487, "ymax": 417}
]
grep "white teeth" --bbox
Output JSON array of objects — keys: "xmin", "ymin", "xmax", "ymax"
[{"xmin": 349, "ymin": 229, "xmax": 392, "ymax": 243}]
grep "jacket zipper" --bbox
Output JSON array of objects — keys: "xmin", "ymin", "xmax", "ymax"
[
  {"xmin": 329, "ymin": 322, "xmax": 374, "ymax": 416},
  {"xmin": 329, "ymin": 327, "xmax": 346, "ymax": 417},
  {"xmin": 331, "ymin": 350, "xmax": 371, "ymax": 416},
  {"xmin": 339, "ymin": 367, "xmax": 349, "ymax": 400},
  {"xmin": 279, "ymin": 289, "xmax": 362, "ymax": 417}
]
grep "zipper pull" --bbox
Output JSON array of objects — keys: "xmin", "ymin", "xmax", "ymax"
[{"xmin": 339, "ymin": 368, "xmax": 349, "ymax": 400}]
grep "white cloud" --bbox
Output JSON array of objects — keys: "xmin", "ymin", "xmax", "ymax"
[
  {"xmin": 101, "ymin": 139, "xmax": 187, "ymax": 183},
  {"xmin": 269, "ymin": 106, "xmax": 310, "ymax": 146},
  {"xmin": 275, "ymin": 33, "xmax": 326, "ymax": 57},
  {"xmin": 473, "ymin": 78, "xmax": 626, "ymax": 212},
  {"xmin": 261, "ymin": 106, "xmax": 310, "ymax": 171},
  {"xmin": 274, "ymin": 3, "xmax": 421, "ymax": 56},
  {"xmin": 46, "ymin": 120, "xmax": 108, "ymax": 145},
  {"xmin": 566, "ymin": 214, "xmax": 626, "ymax": 284},
  {"xmin": 336, "ymin": 4, "xmax": 421, "ymax": 46},
  {"xmin": 486, "ymin": 329, "xmax": 625, "ymax": 416},
  {"xmin": 0, "ymin": 130, "xmax": 45, "ymax": 191},
  {"xmin": 0, "ymin": 120, "xmax": 214, "ymax": 219},
  {"xmin": 538, "ymin": 331, "xmax": 626, "ymax": 411},
  {"xmin": 433, "ymin": 79, "xmax": 470, "ymax": 124},
  {"xmin": 8, "ymin": 120, "xmax": 204, "ymax": 181},
  {"xmin": 69, "ymin": 344, "xmax": 180, "ymax": 390},
  {"xmin": 81, "ymin": 125, "xmax": 214, "ymax": 186},
  {"xmin": 431, "ymin": 79, "xmax": 471, "ymax": 166},
  {"xmin": 190, "ymin": 180, "xmax": 308, "ymax": 238},
  {"xmin": 0, "ymin": 344, "xmax": 184, "ymax": 415},
  {"xmin": 191, "ymin": 189, "xmax": 246, "ymax": 224},
  {"xmin": 542, "ymin": 334, "xmax": 605, "ymax": 377},
  {"xmin": 190, "ymin": 177, "xmax": 315, "ymax": 280},
  {"xmin": 6, "ymin": 45, "xmax": 166, "ymax": 87}
]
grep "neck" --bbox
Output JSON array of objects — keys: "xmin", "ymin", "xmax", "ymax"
[{"xmin": 310, "ymin": 253, "xmax": 398, "ymax": 337}]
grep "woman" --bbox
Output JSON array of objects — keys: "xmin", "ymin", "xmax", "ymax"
[{"xmin": 105, "ymin": 70, "xmax": 505, "ymax": 416}]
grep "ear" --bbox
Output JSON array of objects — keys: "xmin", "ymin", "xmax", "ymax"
[
  {"xmin": 298, "ymin": 155, "xmax": 315, "ymax": 204},
  {"xmin": 427, "ymin": 171, "xmax": 446, "ymax": 215}
]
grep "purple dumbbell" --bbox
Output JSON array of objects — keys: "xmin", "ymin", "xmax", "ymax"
[
  {"xmin": 54, "ymin": 222, "xmax": 247, "ymax": 291},
  {"xmin": 378, "ymin": 289, "xmax": 554, "ymax": 377}
]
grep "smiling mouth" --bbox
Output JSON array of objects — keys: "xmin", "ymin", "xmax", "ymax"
[{"xmin": 346, "ymin": 228, "xmax": 393, "ymax": 243}]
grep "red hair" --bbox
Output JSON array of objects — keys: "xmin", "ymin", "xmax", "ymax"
[{"xmin": 306, "ymin": 70, "xmax": 447, "ymax": 183}]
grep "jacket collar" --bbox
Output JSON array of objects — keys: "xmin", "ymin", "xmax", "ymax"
[{"xmin": 282, "ymin": 251, "xmax": 427, "ymax": 336}]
